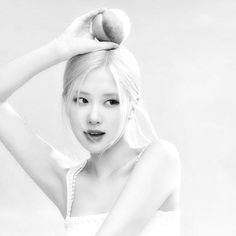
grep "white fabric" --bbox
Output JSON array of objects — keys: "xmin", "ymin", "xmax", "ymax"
[
  {"xmin": 65, "ymin": 210, "xmax": 181, "ymax": 236},
  {"xmin": 64, "ymin": 146, "xmax": 181, "ymax": 236}
]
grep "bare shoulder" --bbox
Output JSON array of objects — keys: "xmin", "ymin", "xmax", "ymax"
[
  {"xmin": 144, "ymin": 139, "xmax": 180, "ymax": 164},
  {"xmin": 140, "ymin": 139, "xmax": 181, "ymax": 187},
  {"xmin": 0, "ymin": 101, "xmax": 70, "ymax": 218},
  {"xmin": 95, "ymin": 140, "xmax": 181, "ymax": 235}
]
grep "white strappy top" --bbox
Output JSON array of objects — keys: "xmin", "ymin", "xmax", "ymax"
[{"xmin": 64, "ymin": 145, "xmax": 181, "ymax": 236}]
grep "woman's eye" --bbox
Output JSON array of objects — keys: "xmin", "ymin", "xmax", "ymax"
[
  {"xmin": 73, "ymin": 97, "xmax": 88, "ymax": 104},
  {"xmin": 72, "ymin": 97, "xmax": 119, "ymax": 106},
  {"xmin": 106, "ymin": 99, "xmax": 120, "ymax": 106}
]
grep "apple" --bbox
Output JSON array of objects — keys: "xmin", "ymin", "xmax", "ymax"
[{"xmin": 92, "ymin": 8, "xmax": 131, "ymax": 44}]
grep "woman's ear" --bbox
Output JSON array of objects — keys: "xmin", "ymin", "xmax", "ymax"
[{"xmin": 128, "ymin": 106, "xmax": 135, "ymax": 120}]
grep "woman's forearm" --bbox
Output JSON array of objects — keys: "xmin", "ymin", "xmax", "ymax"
[
  {"xmin": 0, "ymin": 41, "xmax": 63, "ymax": 103},
  {"xmin": 0, "ymin": 8, "xmax": 118, "ymax": 103}
]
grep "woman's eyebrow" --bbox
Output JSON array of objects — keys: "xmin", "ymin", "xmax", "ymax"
[
  {"xmin": 103, "ymin": 93, "xmax": 119, "ymax": 97},
  {"xmin": 78, "ymin": 90, "xmax": 118, "ymax": 97}
]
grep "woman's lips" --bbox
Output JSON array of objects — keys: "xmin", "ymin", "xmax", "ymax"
[
  {"xmin": 87, "ymin": 129, "xmax": 105, "ymax": 135},
  {"xmin": 83, "ymin": 131, "xmax": 106, "ymax": 143}
]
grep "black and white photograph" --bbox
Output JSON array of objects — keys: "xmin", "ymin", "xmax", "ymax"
[{"xmin": 0, "ymin": 1, "xmax": 235, "ymax": 235}]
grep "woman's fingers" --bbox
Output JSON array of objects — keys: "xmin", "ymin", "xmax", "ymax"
[
  {"xmin": 94, "ymin": 41, "xmax": 119, "ymax": 51},
  {"xmin": 55, "ymin": 9, "xmax": 120, "ymax": 58},
  {"xmin": 70, "ymin": 8, "xmax": 107, "ymax": 28},
  {"xmin": 80, "ymin": 8, "xmax": 107, "ymax": 23},
  {"xmin": 65, "ymin": 8, "xmax": 107, "ymax": 35}
]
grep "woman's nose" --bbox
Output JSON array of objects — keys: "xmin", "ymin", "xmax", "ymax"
[{"xmin": 87, "ymin": 104, "xmax": 102, "ymax": 125}]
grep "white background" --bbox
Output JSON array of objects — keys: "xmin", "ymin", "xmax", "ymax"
[{"xmin": 0, "ymin": 0, "xmax": 235, "ymax": 235}]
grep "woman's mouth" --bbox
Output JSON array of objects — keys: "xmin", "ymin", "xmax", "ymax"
[{"xmin": 83, "ymin": 130, "xmax": 106, "ymax": 143}]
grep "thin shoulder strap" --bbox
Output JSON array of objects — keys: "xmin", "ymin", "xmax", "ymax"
[
  {"xmin": 65, "ymin": 143, "xmax": 152, "ymax": 218},
  {"xmin": 66, "ymin": 160, "xmax": 87, "ymax": 218},
  {"xmin": 135, "ymin": 142, "xmax": 152, "ymax": 162}
]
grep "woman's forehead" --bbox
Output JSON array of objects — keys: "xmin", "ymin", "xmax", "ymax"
[
  {"xmin": 75, "ymin": 67, "xmax": 126, "ymax": 97},
  {"xmin": 82, "ymin": 68, "xmax": 116, "ymax": 89}
]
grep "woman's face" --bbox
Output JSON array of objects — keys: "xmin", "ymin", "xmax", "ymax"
[{"xmin": 67, "ymin": 67, "xmax": 130, "ymax": 154}]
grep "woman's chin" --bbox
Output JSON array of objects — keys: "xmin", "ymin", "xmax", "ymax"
[
  {"xmin": 80, "ymin": 141, "xmax": 106, "ymax": 154},
  {"xmin": 78, "ymin": 133, "xmax": 120, "ymax": 155},
  {"xmin": 84, "ymin": 141, "xmax": 115, "ymax": 156}
]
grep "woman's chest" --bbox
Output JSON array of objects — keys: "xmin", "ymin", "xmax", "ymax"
[{"xmin": 71, "ymin": 174, "xmax": 128, "ymax": 216}]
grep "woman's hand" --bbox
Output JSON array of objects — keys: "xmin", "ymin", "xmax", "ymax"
[{"xmin": 53, "ymin": 8, "xmax": 119, "ymax": 60}]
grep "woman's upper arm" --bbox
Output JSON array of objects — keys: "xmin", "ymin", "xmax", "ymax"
[
  {"xmin": 0, "ymin": 101, "xmax": 69, "ymax": 217},
  {"xmin": 95, "ymin": 140, "xmax": 181, "ymax": 236}
]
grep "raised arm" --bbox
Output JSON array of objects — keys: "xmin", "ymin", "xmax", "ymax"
[
  {"xmin": 0, "ymin": 8, "xmax": 118, "ymax": 219},
  {"xmin": 0, "ymin": 8, "xmax": 118, "ymax": 103}
]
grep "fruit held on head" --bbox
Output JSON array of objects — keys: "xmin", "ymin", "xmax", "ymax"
[{"xmin": 92, "ymin": 8, "xmax": 131, "ymax": 44}]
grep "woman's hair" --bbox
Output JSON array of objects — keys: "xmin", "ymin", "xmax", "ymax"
[{"xmin": 61, "ymin": 45, "xmax": 159, "ymax": 159}]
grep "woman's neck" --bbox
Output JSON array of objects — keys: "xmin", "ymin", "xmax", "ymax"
[{"xmin": 85, "ymin": 137, "xmax": 138, "ymax": 180}]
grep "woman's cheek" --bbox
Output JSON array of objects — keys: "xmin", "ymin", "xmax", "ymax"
[
  {"xmin": 113, "ymin": 113, "xmax": 126, "ymax": 130},
  {"xmin": 69, "ymin": 112, "xmax": 85, "ymax": 134}
]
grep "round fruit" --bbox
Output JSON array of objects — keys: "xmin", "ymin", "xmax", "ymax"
[{"xmin": 92, "ymin": 8, "xmax": 131, "ymax": 44}]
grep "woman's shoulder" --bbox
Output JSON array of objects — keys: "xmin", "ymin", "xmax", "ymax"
[
  {"xmin": 144, "ymin": 139, "xmax": 181, "ymax": 169},
  {"xmin": 147, "ymin": 138, "xmax": 179, "ymax": 156},
  {"xmin": 142, "ymin": 139, "xmax": 181, "ymax": 194}
]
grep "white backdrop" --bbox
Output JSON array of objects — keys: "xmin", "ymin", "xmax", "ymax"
[{"xmin": 0, "ymin": 0, "xmax": 235, "ymax": 235}]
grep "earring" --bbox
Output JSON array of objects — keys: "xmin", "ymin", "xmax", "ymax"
[{"xmin": 128, "ymin": 107, "xmax": 134, "ymax": 120}]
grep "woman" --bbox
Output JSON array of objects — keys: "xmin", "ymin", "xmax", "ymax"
[{"xmin": 0, "ymin": 8, "xmax": 181, "ymax": 236}]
